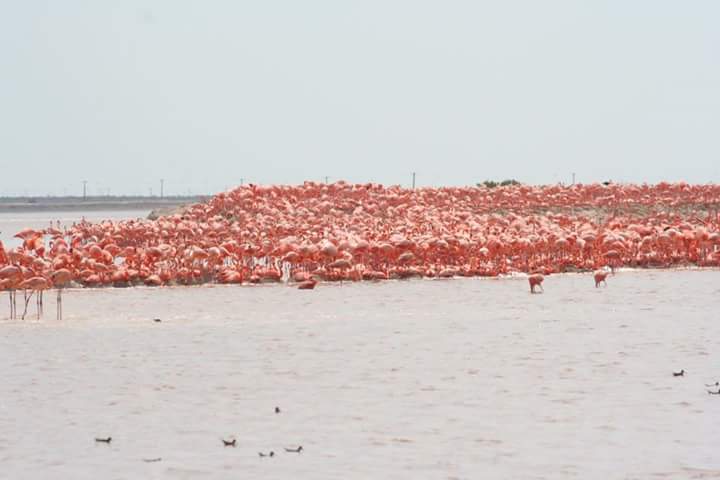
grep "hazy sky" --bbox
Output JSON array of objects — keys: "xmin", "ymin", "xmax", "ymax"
[{"xmin": 1, "ymin": 1, "xmax": 718, "ymax": 196}]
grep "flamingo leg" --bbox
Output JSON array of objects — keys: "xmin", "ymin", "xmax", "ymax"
[
  {"xmin": 57, "ymin": 288, "xmax": 63, "ymax": 321},
  {"xmin": 21, "ymin": 290, "xmax": 34, "ymax": 320}
]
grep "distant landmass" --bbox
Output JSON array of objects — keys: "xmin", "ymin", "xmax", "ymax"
[{"xmin": 0, "ymin": 195, "xmax": 208, "ymax": 218}]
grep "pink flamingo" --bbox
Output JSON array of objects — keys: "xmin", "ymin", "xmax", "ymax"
[
  {"xmin": 0, "ymin": 265, "xmax": 22, "ymax": 319},
  {"xmin": 528, "ymin": 273, "xmax": 544, "ymax": 294},
  {"xmin": 18, "ymin": 276, "xmax": 50, "ymax": 320},
  {"xmin": 297, "ymin": 278, "xmax": 317, "ymax": 290},
  {"xmin": 51, "ymin": 269, "xmax": 72, "ymax": 320},
  {"xmin": 593, "ymin": 270, "xmax": 609, "ymax": 288}
]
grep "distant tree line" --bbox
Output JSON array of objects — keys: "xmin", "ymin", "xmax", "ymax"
[{"xmin": 477, "ymin": 179, "xmax": 521, "ymax": 188}]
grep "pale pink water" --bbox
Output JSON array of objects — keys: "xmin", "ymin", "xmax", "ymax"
[{"xmin": 1, "ymin": 270, "xmax": 719, "ymax": 479}]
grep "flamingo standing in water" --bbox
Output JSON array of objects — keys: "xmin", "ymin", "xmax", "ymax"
[
  {"xmin": 51, "ymin": 269, "xmax": 72, "ymax": 320},
  {"xmin": 18, "ymin": 276, "xmax": 50, "ymax": 320},
  {"xmin": 593, "ymin": 269, "xmax": 609, "ymax": 288},
  {"xmin": 0, "ymin": 265, "xmax": 22, "ymax": 319},
  {"xmin": 528, "ymin": 273, "xmax": 544, "ymax": 294}
]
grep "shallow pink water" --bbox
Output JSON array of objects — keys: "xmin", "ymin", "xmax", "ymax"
[{"xmin": 1, "ymin": 270, "xmax": 719, "ymax": 479}]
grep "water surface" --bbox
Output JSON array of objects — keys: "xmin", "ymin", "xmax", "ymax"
[
  {"xmin": 0, "ymin": 209, "xmax": 149, "ymax": 248},
  {"xmin": 1, "ymin": 270, "xmax": 719, "ymax": 479}
]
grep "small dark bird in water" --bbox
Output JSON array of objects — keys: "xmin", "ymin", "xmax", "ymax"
[
  {"xmin": 222, "ymin": 438, "xmax": 236, "ymax": 447},
  {"xmin": 284, "ymin": 446, "xmax": 303, "ymax": 453},
  {"xmin": 153, "ymin": 318, "xmax": 161, "ymax": 323},
  {"xmin": 708, "ymin": 390, "xmax": 720, "ymax": 395},
  {"xmin": 673, "ymin": 370, "xmax": 685, "ymax": 377},
  {"xmin": 275, "ymin": 407, "xmax": 281, "ymax": 414},
  {"xmin": 95, "ymin": 437, "xmax": 112, "ymax": 443},
  {"xmin": 258, "ymin": 451, "xmax": 275, "ymax": 457},
  {"xmin": 143, "ymin": 458, "xmax": 162, "ymax": 463},
  {"xmin": 705, "ymin": 382, "xmax": 719, "ymax": 387}
]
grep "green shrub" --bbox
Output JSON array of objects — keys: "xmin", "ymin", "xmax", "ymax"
[{"xmin": 477, "ymin": 179, "xmax": 520, "ymax": 188}]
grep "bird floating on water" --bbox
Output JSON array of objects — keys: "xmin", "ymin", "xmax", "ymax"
[
  {"xmin": 222, "ymin": 438, "xmax": 236, "ymax": 447},
  {"xmin": 95, "ymin": 437, "xmax": 112, "ymax": 443},
  {"xmin": 258, "ymin": 451, "xmax": 275, "ymax": 457},
  {"xmin": 143, "ymin": 458, "xmax": 162, "ymax": 463},
  {"xmin": 705, "ymin": 381, "xmax": 719, "ymax": 387},
  {"xmin": 275, "ymin": 406, "xmax": 281, "ymax": 414},
  {"xmin": 297, "ymin": 279, "xmax": 317, "ymax": 290},
  {"xmin": 284, "ymin": 446, "xmax": 303, "ymax": 453},
  {"xmin": 673, "ymin": 370, "xmax": 685, "ymax": 377}
]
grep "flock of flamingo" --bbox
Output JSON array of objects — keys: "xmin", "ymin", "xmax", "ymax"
[{"xmin": 1, "ymin": 181, "xmax": 719, "ymax": 319}]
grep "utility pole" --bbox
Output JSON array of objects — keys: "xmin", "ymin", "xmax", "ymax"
[
  {"xmin": 160, "ymin": 179, "xmax": 164, "ymax": 198},
  {"xmin": 240, "ymin": 178, "xmax": 244, "ymax": 186},
  {"xmin": 572, "ymin": 172, "xmax": 576, "ymax": 185},
  {"xmin": 82, "ymin": 180, "xmax": 87, "ymax": 201},
  {"xmin": 412, "ymin": 172, "xmax": 416, "ymax": 189},
  {"xmin": 324, "ymin": 176, "xmax": 329, "ymax": 184}
]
